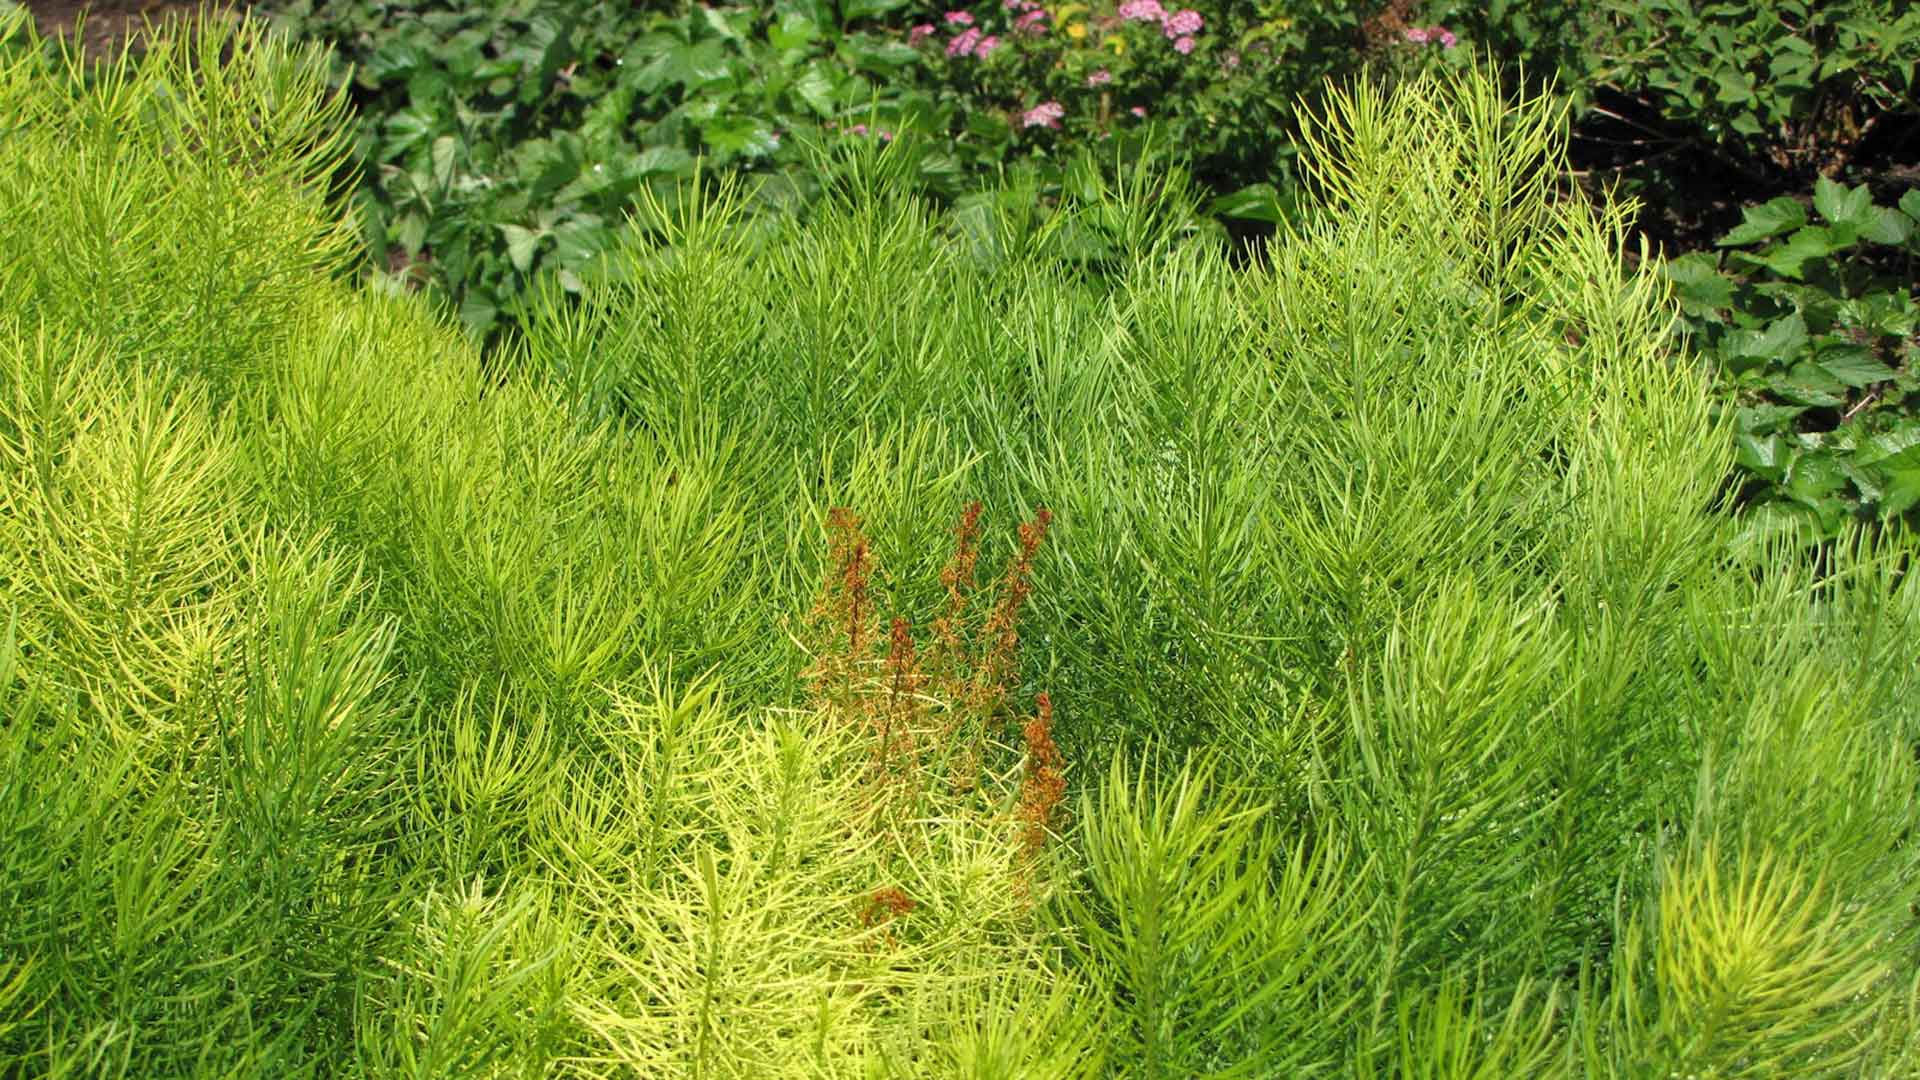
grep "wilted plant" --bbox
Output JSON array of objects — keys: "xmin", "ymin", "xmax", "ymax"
[{"xmin": 799, "ymin": 501, "xmax": 1062, "ymax": 862}]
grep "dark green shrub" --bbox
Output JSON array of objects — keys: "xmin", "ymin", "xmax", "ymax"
[
  {"xmin": 266, "ymin": 0, "xmax": 958, "ymax": 341},
  {"xmin": 896, "ymin": 1, "xmax": 1453, "ymax": 230},
  {"xmin": 1667, "ymin": 178, "xmax": 1920, "ymax": 547},
  {"xmin": 260, "ymin": 0, "xmax": 1470, "ymax": 340},
  {"xmin": 1587, "ymin": 0, "xmax": 1919, "ymax": 184}
]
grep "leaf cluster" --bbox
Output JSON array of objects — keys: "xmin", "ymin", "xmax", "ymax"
[{"xmin": 1666, "ymin": 176, "xmax": 1920, "ymax": 546}]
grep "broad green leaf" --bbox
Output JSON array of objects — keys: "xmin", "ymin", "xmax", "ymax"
[
  {"xmin": 498, "ymin": 224, "xmax": 544, "ymax": 273},
  {"xmin": 1861, "ymin": 207, "xmax": 1914, "ymax": 245},
  {"xmin": 701, "ymin": 5, "xmax": 749, "ymax": 42},
  {"xmin": 365, "ymin": 42, "xmax": 423, "ymax": 80},
  {"xmin": 1735, "ymin": 433, "xmax": 1788, "ymax": 478},
  {"xmin": 1901, "ymin": 190, "xmax": 1920, "ymax": 225},
  {"xmin": 1855, "ymin": 425, "xmax": 1920, "ymax": 469},
  {"xmin": 702, "ymin": 117, "xmax": 780, "ymax": 158},
  {"xmin": 550, "ymin": 217, "xmax": 612, "ymax": 267},
  {"xmin": 1729, "ymin": 226, "xmax": 1845, "ymax": 279},
  {"xmin": 792, "ymin": 63, "xmax": 838, "ymax": 116},
  {"xmin": 632, "ymin": 145, "xmax": 695, "ymax": 177},
  {"xmin": 1664, "ymin": 252, "xmax": 1733, "ymax": 314},
  {"xmin": 1812, "ymin": 176, "xmax": 1874, "ymax": 230},
  {"xmin": 394, "ymin": 211, "xmax": 427, "ymax": 254},
  {"xmin": 1726, "ymin": 313, "xmax": 1807, "ymax": 363},
  {"xmin": 458, "ymin": 292, "xmax": 498, "ymax": 338},
  {"xmin": 430, "ymin": 134, "xmax": 459, "ymax": 189},
  {"xmin": 1719, "ymin": 196, "xmax": 1806, "ymax": 246},
  {"xmin": 769, "ymin": 12, "xmax": 821, "ymax": 51},
  {"xmin": 1774, "ymin": 361, "xmax": 1846, "ymax": 407},
  {"xmin": 1882, "ymin": 465, "xmax": 1920, "ymax": 516},
  {"xmin": 844, "ymin": 39, "xmax": 920, "ymax": 73},
  {"xmin": 1815, "ymin": 346, "xmax": 1896, "ymax": 388},
  {"xmin": 1210, "ymin": 183, "xmax": 1287, "ymax": 224},
  {"xmin": 1734, "ymin": 404, "xmax": 1808, "ymax": 433},
  {"xmin": 1785, "ymin": 452, "xmax": 1847, "ymax": 506}
]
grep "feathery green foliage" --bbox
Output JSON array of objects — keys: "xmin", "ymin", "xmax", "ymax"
[{"xmin": 1, "ymin": 7, "xmax": 1916, "ymax": 1075}]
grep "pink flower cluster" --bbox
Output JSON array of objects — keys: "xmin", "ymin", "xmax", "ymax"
[
  {"xmin": 1021, "ymin": 101, "xmax": 1066, "ymax": 129},
  {"xmin": 1404, "ymin": 26, "xmax": 1459, "ymax": 48},
  {"xmin": 1118, "ymin": 1, "xmax": 1203, "ymax": 53},
  {"xmin": 946, "ymin": 25, "xmax": 1000, "ymax": 57},
  {"xmin": 931, "ymin": 10, "xmax": 999, "ymax": 57}
]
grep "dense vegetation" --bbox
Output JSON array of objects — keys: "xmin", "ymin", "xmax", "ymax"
[
  {"xmin": 234, "ymin": 0, "xmax": 1920, "ymax": 538},
  {"xmin": 2, "ymin": 8, "xmax": 1919, "ymax": 1076}
]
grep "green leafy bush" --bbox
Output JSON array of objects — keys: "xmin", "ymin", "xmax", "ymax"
[
  {"xmin": 266, "ymin": 0, "xmax": 960, "ymax": 341},
  {"xmin": 1587, "ymin": 0, "xmax": 1920, "ymax": 183},
  {"xmin": 261, "ymin": 0, "xmax": 1483, "ymax": 341},
  {"xmin": 1667, "ymin": 177, "xmax": 1920, "ymax": 545},
  {"xmin": 5, "ymin": 9, "xmax": 1920, "ymax": 1075},
  {"xmin": 897, "ymin": 1, "xmax": 1459, "ymax": 229}
]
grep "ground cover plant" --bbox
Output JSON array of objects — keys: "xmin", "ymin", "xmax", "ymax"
[
  {"xmin": 3, "ymin": 9, "xmax": 1920, "ymax": 1076},
  {"xmin": 247, "ymin": 0, "xmax": 1472, "ymax": 343},
  {"xmin": 1667, "ymin": 177, "xmax": 1920, "ymax": 546}
]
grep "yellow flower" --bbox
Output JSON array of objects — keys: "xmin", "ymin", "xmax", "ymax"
[
  {"xmin": 1103, "ymin": 33, "xmax": 1125, "ymax": 55},
  {"xmin": 1067, "ymin": 21, "xmax": 1087, "ymax": 40}
]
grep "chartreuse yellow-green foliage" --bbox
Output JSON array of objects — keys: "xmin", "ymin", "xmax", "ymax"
[{"xmin": 2, "ymin": 8, "xmax": 1918, "ymax": 1077}]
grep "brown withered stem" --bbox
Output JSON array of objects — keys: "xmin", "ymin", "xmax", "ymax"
[
  {"xmin": 858, "ymin": 886, "xmax": 917, "ymax": 951},
  {"xmin": 801, "ymin": 504, "xmax": 1064, "ymax": 880},
  {"xmin": 803, "ymin": 507, "xmax": 879, "ymax": 715},
  {"xmin": 878, "ymin": 616, "xmax": 924, "ymax": 786},
  {"xmin": 929, "ymin": 500, "xmax": 985, "ymax": 678},
  {"xmin": 1018, "ymin": 692, "xmax": 1067, "ymax": 862},
  {"xmin": 956, "ymin": 507, "xmax": 1052, "ymax": 783}
]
